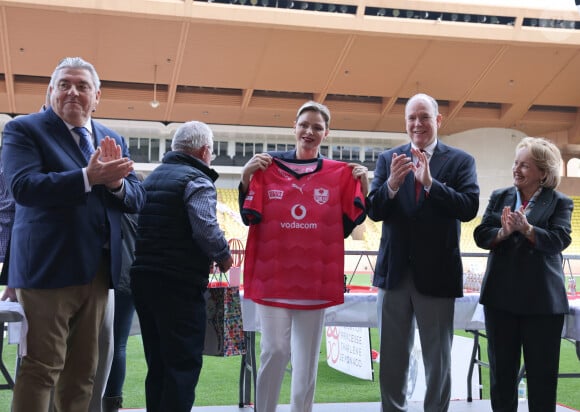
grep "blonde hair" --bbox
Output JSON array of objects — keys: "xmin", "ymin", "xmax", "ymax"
[{"xmin": 516, "ymin": 137, "xmax": 562, "ymax": 189}]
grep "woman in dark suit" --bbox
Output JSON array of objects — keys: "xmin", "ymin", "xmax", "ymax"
[{"xmin": 474, "ymin": 136, "xmax": 573, "ymax": 412}]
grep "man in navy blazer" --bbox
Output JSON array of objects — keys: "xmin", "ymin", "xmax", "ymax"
[
  {"xmin": 368, "ymin": 93, "xmax": 479, "ymax": 412},
  {"xmin": 1, "ymin": 57, "xmax": 145, "ymax": 412}
]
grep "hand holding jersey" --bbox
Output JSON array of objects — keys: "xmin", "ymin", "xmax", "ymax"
[
  {"xmin": 348, "ymin": 162, "xmax": 369, "ymax": 196},
  {"xmin": 240, "ymin": 153, "xmax": 273, "ymax": 193}
]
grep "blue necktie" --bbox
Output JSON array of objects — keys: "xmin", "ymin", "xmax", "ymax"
[{"xmin": 73, "ymin": 126, "xmax": 94, "ymax": 162}]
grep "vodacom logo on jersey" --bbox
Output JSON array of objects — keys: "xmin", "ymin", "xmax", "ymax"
[
  {"xmin": 280, "ymin": 203, "xmax": 318, "ymax": 230},
  {"xmin": 291, "ymin": 204, "xmax": 307, "ymax": 220}
]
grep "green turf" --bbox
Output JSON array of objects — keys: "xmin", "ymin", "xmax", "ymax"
[
  {"xmin": 103, "ymin": 330, "xmax": 580, "ymax": 409},
  {"xmin": 2, "ymin": 329, "xmax": 578, "ymax": 411}
]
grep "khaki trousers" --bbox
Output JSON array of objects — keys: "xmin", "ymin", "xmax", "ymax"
[{"xmin": 12, "ymin": 258, "xmax": 109, "ymax": 412}]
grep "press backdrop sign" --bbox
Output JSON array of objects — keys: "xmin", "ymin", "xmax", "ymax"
[{"xmin": 325, "ymin": 326, "xmax": 373, "ymax": 380}]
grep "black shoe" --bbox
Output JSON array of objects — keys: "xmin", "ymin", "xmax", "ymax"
[{"xmin": 103, "ymin": 396, "xmax": 123, "ymax": 412}]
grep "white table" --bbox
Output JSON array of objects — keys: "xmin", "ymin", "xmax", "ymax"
[
  {"xmin": 241, "ymin": 290, "xmax": 580, "ymax": 339},
  {"xmin": 0, "ymin": 301, "xmax": 25, "ymax": 390},
  {"xmin": 240, "ymin": 289, "xmax": 485, "ymax": 331}
]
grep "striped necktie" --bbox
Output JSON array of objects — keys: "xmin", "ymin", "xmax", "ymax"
[{"xmin": 73, "ymin": 126, "xmax": 94, "ymax": 162}]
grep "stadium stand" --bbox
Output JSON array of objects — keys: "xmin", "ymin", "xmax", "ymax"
[
  {"xmin": 567, "ymin": 196, "xmax": 580, "ymax": 255},
  {"xmin": 217, "ymin": 189, "xmax": 249, "ymax": 243}
]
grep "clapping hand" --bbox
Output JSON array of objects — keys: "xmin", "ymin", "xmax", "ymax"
[
  {"xmin": 386, "ymin": 152, "xmax": 413, "ymax": 191},
  {"xmin": 501, "ymin": 206, "xmax": 530, "ymax": 237},
  {"xmin": 411, "ymin": 147, "xmax": 432, "ymax": 188},
  {"xmin": 86, "ymin": 136, "xmax": 134, "ymax": 188}
]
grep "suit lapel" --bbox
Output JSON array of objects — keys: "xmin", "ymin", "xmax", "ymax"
[
  {"xmin": 429, "ymin": 142, "xmax": 449, "ymax": 180},
  {"xmin": 503, "ymin": 189, "xmax": 517, "ymax": 210},
  {"xmin": 92, "ymin": 121, "xmax": 105, "ymax": 148},
  {"xmin": 45, "ymin": 108, "xmax": 87, "ymax": 165},
  {"xmin": 526, "ymin": 188, "xmax": 554, "ymax": 225}
]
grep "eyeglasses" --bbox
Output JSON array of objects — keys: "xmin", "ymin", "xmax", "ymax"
[{"xmin": 56, "ymin": 81, "xmax": 93, "ymax": 94}]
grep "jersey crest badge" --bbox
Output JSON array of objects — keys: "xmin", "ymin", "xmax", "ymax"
[{"xmin": 314, "ymin": 187, "xmax": 329, "ymax": 205}]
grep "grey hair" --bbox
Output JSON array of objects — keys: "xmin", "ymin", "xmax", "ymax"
[
  {"xmin": 171, "ymin": 121, "xmax": 214, "ymax": 152},
  {"xmin": 516, "ymin": 136, "xmax": 562, "ymax": 189},
  {"xmin": 406, "ymin": 93, "xmax": 439, "ymax": 115},
  {"xmin": 50, "ymin": 57, "xmax": 101, "ymax": 90},
  {"xmin": 296, "ymin": 100, "xmax": 331, "ymax": 128}
]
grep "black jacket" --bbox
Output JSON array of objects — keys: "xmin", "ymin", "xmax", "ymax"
[
  {"xmin": 131, "ymin": 151, "xmax": 219, "ymax": 286},
  {"xmin": 368, "ymin": 142, "xmax": 480, "ymax": 298},
  {"xmin": 474, "ymin": 186, "xmax": 572, "ymax": 314}
]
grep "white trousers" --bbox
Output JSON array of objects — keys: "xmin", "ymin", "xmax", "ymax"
[{"xmin": 255, "ymin": 304, "xmax": 325, "ymax": 412}]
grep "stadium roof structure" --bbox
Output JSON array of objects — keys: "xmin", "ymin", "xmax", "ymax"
[{"xmin": 0, "ymin": 0, "xmax": 579, "ymax": 142}]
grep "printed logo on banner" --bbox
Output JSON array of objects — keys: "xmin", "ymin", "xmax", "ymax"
[{"xmin": 325, "ymin": 326, "xmax": 373, "ymax": 381}]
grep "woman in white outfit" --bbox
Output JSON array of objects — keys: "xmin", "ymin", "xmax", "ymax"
[{"xmin": 239, "ymin": 101, "xmax": 368, "ymax": 412}]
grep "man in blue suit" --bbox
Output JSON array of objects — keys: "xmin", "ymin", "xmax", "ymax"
[
  {"xmin": 1, "ymin": 57, "xmax": 145, "ymax": 412},
  {"xmin": 368, "ymin": 93, "xmax": 479, "ymax": 412}
]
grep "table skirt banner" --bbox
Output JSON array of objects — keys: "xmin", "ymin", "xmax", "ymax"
[
  {"xmin": 1, "ymin": 301, "xmax": 27, "ymax": 356},
  {"xmin": 325, "ymin": 326, "xmax": 374, "ymax": 380},
  {"xmin": 240, "ymin": 289, "xmax": 486, "ymax": 332},
  {"xmin": 203, "ymin": 285, "xmax": 246, "ymax": 357},
  {"xmin": 564, "ymin": 299, "xmax": 580, "ymax": 341}
]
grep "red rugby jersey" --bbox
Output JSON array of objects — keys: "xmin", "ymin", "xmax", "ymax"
[{"xmin": 241, "ymin": 158, "xmax": 366, "ymax": 309}]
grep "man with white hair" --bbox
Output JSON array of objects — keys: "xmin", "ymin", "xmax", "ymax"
[
  {"xmin": 368, "ymin": 93, "xmax": 479, "ymax": 412},
  {"xmin": 130, "ymin": 120, "xmax": 233, "ymax": 412}
]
